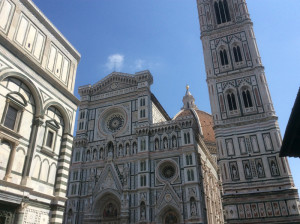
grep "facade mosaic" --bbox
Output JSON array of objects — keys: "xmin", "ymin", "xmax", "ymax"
[{"xmin": 66, "ymin": 72, "xmax": 224, "ymax": 224}]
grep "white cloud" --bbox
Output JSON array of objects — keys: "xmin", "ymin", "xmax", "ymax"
[
  {"xmin": 134, "ymin": 59, "xmax": 146, "ymax": 70},
  {"xmin": 105, "ymin": 54, "xmax": 124, "ymax": 71}
]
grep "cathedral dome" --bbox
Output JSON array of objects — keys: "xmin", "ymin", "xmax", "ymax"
[
  {"xmin": 173, "ymin": 85, "xmax": 215, "ymax": 144},
  {"xmin": 173, "ymin": 109, "xmax": 215, "ymax": 143}
]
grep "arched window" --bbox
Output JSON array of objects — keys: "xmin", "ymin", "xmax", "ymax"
[
  {"xmin": 186, "ymin": 154, "xmax": 193, "ymax": 165},
  {"xmin": 219, "ymin": 1, "xmax": 226, "ymax": 23},
  {"xmin": 242, "ymin": 89, "xmax": 253, "ymax": 108},
  {"xmin": 187, "ymin": 133, "xmax": 191, "ymax": 143},
  {"xmin": 75, "ymin": 150, "xmax": 80, "ymax": 162},
  {"xmin": 141, "ymin": 139, "xmax": 146, "ymax": 151},
  {"xmin": 223, "ymin": 0, "xmax": 231, "ymax": 21},
  {"xmin": 184, "ymin": 132, "xmax": 191, "ymax": 144},
  {"xmin": 187, "ymin": 169, "xmax": 195, "ymax": 181},
  {"xmin": 233, "ymin": 46, "xmax": 243, "ymax": 62},
  {"xmin": 214, "ymin": 2, "xmax": 221, "ymax": 24},
  {"xmin": 220, "ymin": 49, "xmax": 229, "ymax": 66},
  {"xmin": 140, "ymin": 175, "xmax": 146, "ymax": 186},
  {"xmin": 227, "ymin": 92, "xmax": 237, "ymax": 111},
  {"xmin": 214, "ymin": 0, "xmax": 231, "ymax": 24}
]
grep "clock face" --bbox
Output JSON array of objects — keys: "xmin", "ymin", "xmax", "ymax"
[{"xmin": 107, "ymin": 114, "xmax": 124, "ymax": 132}]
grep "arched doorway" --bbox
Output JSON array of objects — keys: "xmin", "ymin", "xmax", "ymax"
[
  {"xmin": 163, "ymin": 210, "xmax": 180, "ymax": 224},
  {"xmin": 101, "ymin": 201, "xmax": 120, "ymax": 224},
  {"xmin": 94, "ymin": 193, "xmax": 121, "ymax": 224}
]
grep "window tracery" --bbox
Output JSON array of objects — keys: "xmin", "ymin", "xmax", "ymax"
[
  {"xmin": 214, "ymin": 0, "xmax": 231, "ymax": 25},
  {"xmin": 226, "ymin": 91, "xmax": 237, "ymax": 111}
]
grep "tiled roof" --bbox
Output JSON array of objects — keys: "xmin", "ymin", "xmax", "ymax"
[{"xmin": 174, "ymin": 109, "xmax": 215, "ymax": 143}]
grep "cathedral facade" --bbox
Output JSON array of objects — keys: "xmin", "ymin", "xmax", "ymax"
[
  {"xmin": 0, "ymin": 0, "xmax": 80, "ymax": 223},
  {"xmin": 66, "ymin": 71, "xmax": 223, "ymax": 224},
  {"xmin": 197, "ymin": 0, "xmax": 300, "ymax": 223}
]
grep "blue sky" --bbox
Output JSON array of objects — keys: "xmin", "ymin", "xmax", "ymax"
[{"xmin": 32, "ymin": 0, "xmax": 300, "ymax": 191}]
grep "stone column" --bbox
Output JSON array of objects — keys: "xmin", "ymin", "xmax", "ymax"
[
  {"xmin": 4, "ymin": 142, "xmax": 18, "ymax": 181},
  {"xmin": 21, "ymin": 117, "xmax": 44, "ymax": 186},
  {"xmin": 51, "ymin": 133, "xmax": 73, "ymax": 224}
]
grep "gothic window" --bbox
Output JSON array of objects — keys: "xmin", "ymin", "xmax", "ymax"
[
  {"xmin": 80, "ymin": 111, "xmax": 85, "ymax": 119},
  {"xmin": 140, "ymin": 98, "xmax": 146, "ymax": 106},
  {"xmin": 140, "ymin": 109, "xmax": 146, "ymax": 118},
  {"xmin": 70, "ymin": 184, "xmax": 77, "ymax": 195},
  {"xmin": 242, "ymin": 89, "xmax": 253, "ymax": 108},
  {"xmin": 214, "ymin": 0, "xmax": 231, "ymax": 25},
  {"xmin": 184, "ymin": 132, "xmax": 191, "ymax": 144},
  {"xmin": 220, "ymin": 49, "xmax": 229, "ymax": 66},
  {"xmin": 78, "ymin": 121, "xmax": 84, "ymax": 130},
  {"xmin": 140, "ymin": 174, "xmax": 146, "ymax": 187},
  {"xmin": 186, "ymin": 154, "xmax": 193, "ymax": 165},
  {"xmin": 187, "ymin": 169, "xmax": 195, "ymax": 181},
  {"xmin": 141, "ymin": 139, "xmax": 146, "ymax": 151},
  {"xmin": 214, "ymin": 2, "xmax": 221, "ymax": 24},
  {"xmin": 73, "ymin": 171, "xmax": 78, "ymax": 181},
  {"xmin": 140, "ymin": 160, "xmax": 146, "ymax": 171},
  {"xmin": 227, "ymin": 92, "xmax": 237, "ymax": 111},
  {"xmin": 233, "ymin": 46, "xmax": 243, "ymax": 62},
  {"xmin": 75, "ymin": 150, "xmax": 80, "ymax": 162}
]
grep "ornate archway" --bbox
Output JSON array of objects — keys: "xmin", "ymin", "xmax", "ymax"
[
  {"xmin": 162, "ymin": 209, "xmax": 180, "ymax": 224},
  {"xmin": 92, "ymin": 192, "xmax": 121, "ymax": 224}
]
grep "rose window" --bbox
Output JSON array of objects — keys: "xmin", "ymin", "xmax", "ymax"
[
  {"xmin": 162, "ymin": 165, "xmax": 175, "ymax": 179},
  {"xmin": 106, "ymin": 114, "xmax": 124, "ymax": 133},
  {"xmin": 159, "ymin": 162, "xmax": 177, "ymax": 181}
]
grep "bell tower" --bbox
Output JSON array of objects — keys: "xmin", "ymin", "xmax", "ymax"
[{"xmin": 196, "ymin": 0, "xmax": 300, "ymax": 223}]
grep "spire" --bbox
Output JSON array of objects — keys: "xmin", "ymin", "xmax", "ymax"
[{"xmin": 182, "ymin": 85, "xmax": 198, "ymax": 109}]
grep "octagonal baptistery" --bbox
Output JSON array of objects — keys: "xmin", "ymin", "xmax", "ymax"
[{"xmin": 66, "ymin": 71, "xmax": 224, "ymax": 224}]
